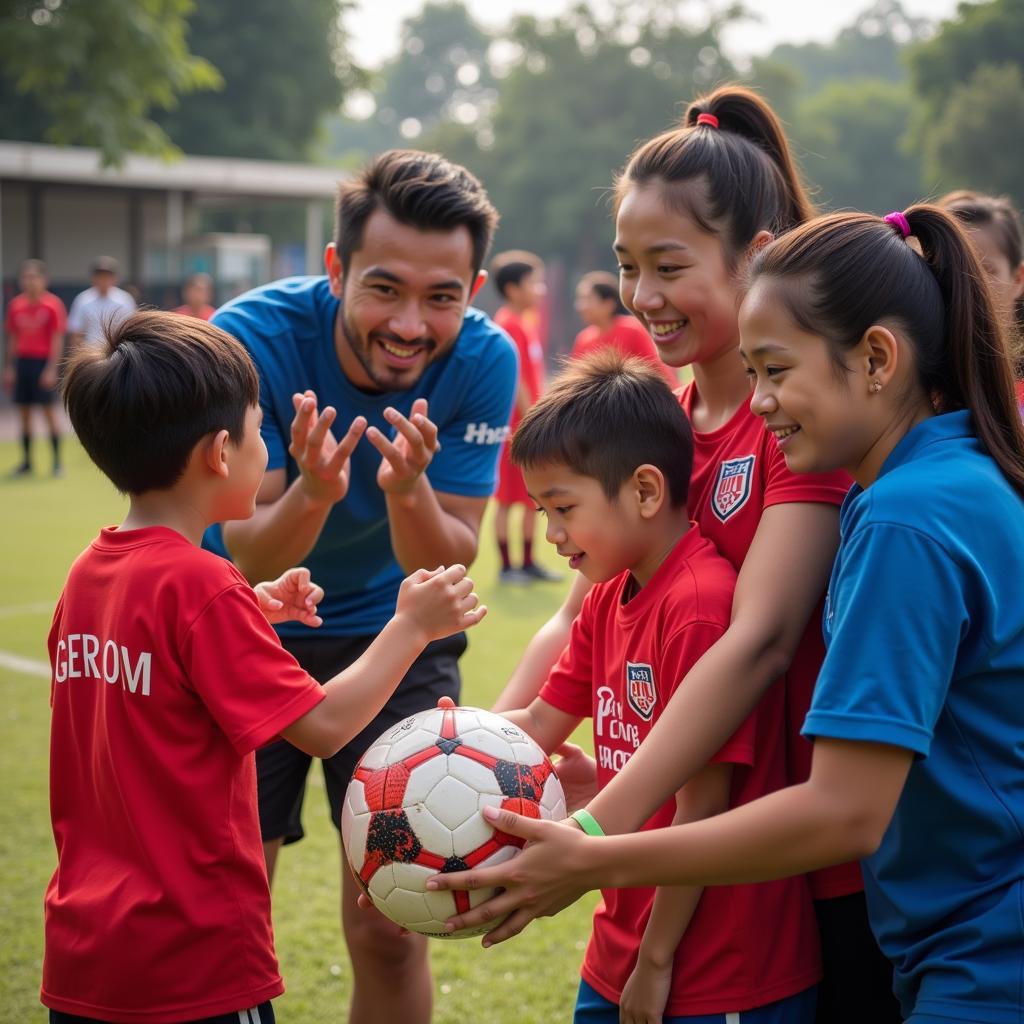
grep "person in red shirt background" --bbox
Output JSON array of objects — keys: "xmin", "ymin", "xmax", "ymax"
[
  {"xmin": 497, "ymin": 352, "xmax": 819, "ymax": 1022},
  {"xmin": 3, "ymin": 259, "xmax": 66, "ymax": 477},
  {"xmin": 44, "ymin": 310, "xmax": 485, "ymax": 1024},
  {"xmin": 492, "ymin": 249, "xmax": 561, "ymax": 584},
  {"xmin": 571, "ymin": 270, "xmax": 677, "ymax": 386},
  {"xmin": 174, "ymin": 272, "xmax": 217, "ymax": 321}
]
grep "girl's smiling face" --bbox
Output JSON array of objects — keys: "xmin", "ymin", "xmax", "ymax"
[
  {"xmin": 739, "ymin": 279, "xmax": 879, "ymax": 479},
  {"xmin": 614, "ymin": 184, "xmax": 745, "ymax": 369}
]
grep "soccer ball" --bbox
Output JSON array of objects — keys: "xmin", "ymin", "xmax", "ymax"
[{"xmin": 342, "ymin": 697, "xmax": 566, "ymax": 938}]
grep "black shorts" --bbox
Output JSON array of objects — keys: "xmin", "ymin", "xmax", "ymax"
[
  {"xmin": 49, "ymin": 1000, "xmax": 275, "ymax": 1023},
  {"xmin": 815, "ymin": 891, "xmax": 902, "ymax": 1023},
  {"xmin": 257, "ymin": 630, "xmax": 466, "ymax": 844},
  {"xmin": 15, "ymin": 356, "xmax": 55, "ymax": 406}
]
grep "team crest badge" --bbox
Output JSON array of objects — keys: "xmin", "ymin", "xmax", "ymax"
[
  {"xmin": 711, "ymin": 455, "xmax": 755, "ymax": 522},
  {"xmin": 626, "ymin": 662, "xmax": 657, "ymax": 721}
]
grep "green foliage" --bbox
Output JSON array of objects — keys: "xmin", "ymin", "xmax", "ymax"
[
  {"xmin": 907, "ymin": 0, "xmax": 1024, "ymax": 122},
  {"xmin": 0, "ymin": 0, "xmax": 221, "ymax": 166},
  {"xmin": 922, "ymin": 62, "xmax": 1024, "ymax": 207},
  {"xmin": 795, "ymin": 78, "xmax": 923, "ymax": 212},
  {"xmin": 155, "ymin": 0, "xmax": 355, "ymax": 161}
]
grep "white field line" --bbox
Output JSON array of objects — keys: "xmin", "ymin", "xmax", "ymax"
[
  {"xmin": 0, "ymin": 601, "xmax": 54, "ymax": 619},
  {"xmin": 0, "ymin": 648, "xmax": 50, "ymax": 678}
]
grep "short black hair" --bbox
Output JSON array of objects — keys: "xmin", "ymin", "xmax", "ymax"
[
  {"xmin": 335, "ymin": 149, "xmax": 499, "ymax": 278},
  {"xmin": 62, "ymin": 310, "xmax": 259, "ymax": 495},
  {"xmin": 511, "ymin": 349, "xmax": 691, "ymax": 507},
  {"xmin": 491, "ymin": 250, "xmax": 543, "ymax": 298}
]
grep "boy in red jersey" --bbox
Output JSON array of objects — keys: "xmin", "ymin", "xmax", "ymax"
[
  {"xmin": 3, "ymin": 259, "xmax": 66, "ymax": 476},
  {"xmin": 173, "ymin": 272, "xmax": 216, "ymax": 320},
  {"xmin": 44, "ymin": 311, "xmax": 485, "ymax": 1024},
  {"xmin": 491, "ymin": 250, "xmax": 560, "ymax": 583},
  {"xmin": 494, "ymin": 352, "xmax": 820, "ymax": 1023}
]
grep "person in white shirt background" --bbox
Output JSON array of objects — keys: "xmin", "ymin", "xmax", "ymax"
[{"xmin": 67, "ymin": 256, "xmax": 137, "ymax": 350}]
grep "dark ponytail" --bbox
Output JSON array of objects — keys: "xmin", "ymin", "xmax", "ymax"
[
  {"xmin": 906, "ymin": 205, "xmax": 1024, "ymax": 493},
  {"xmin": 617, "ymin": 85, "xmax": 814, "ymax": 265},
  {"xmin": 751, "ymin": 206, "xmax": 1024, "ymax": 495}
]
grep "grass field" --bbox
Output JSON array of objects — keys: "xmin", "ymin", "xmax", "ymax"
[{"xmin": 0, "ymin": 437, "xmax": 598, "ymax": 1023}]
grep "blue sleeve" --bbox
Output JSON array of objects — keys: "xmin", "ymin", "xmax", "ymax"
[
  {"xmin": 427, "ymin": 330, "xmax": 518, "ymax": 497},
  {"xmin": 213, "ymin": 308, "xmax": 289, "ymax": 473},
  {"xmin": 804, "ymin": 523, "xmax": 968, "ymax": 756}
]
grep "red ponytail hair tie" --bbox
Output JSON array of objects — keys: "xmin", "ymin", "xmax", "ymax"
[
  {"xmin": 696, "ymin": 112, "xmax": 719, "ymax": 128},
  {"xmin": 883, "ymin": 211, "xmax": 911, "ymax": 238}
]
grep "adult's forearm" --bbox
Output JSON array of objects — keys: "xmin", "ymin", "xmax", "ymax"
[
  {"xmin": 585, "ymin": 624, "xmax": 789, "ymax": 835},
  {"xmin": 593, "ymin": 781, "xmax": 870, "ymax": 891},
  {"xmin": 223, "ymin": 479, "xmax": 334, "ymax": 583},
  {"xmin": 385, "ymin": 476, "xmax": 478, "ymax": 573}
]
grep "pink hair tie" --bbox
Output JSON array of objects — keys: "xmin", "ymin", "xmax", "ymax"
[
  {"xmin": 696, "ymin": 112, "xmax": 719, "ymax": 128},
  {"xmin": 883, "ymin": 211, "xmax": 911, "ymax": 238}
]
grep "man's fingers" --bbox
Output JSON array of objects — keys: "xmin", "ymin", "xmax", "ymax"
[
  {"xmin": 365, "ymin": 426, "xmax": 405, "ymax": 469},
  {"xmin": 384, "ymin": 407, "xmax": 430, "ymax": 458},
  {"xmin": 304, "ymin": 405, "xmax": 338, "ymax": 460},
  {"xmin": 325, "ymin": 416, "xmax": 367, "ymax": 475},
  {"xmin": 289, "ymin": 395, "xmax": 317, "ymax": 452}
]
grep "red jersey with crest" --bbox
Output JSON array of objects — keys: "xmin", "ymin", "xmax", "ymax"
[
  {"xmin": 42, "ymin": 527, "xmax": 325, "ymax": 1023},
  {"xmin": 540, "ymin": 527, "xmax": 821, "ymax": 1014},
  {"xmin": 5, "ymin": 291, "xmax": 66, "ymax": 358},
  {"xmin": 571, "ymin": 315, "xmax": 678, "ymax": 386},
  {"xmin": 495, "ymin": 306, "xmax": 545, "ymax": 505},
  {"xmin": 679, "ymin": 382, "xmax": 859, "ymax": 899}
]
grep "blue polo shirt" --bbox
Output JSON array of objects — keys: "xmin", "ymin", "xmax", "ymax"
[
  {"xmin": 204, "ymin": 276, "xmax": 517, "ymax": 637},
  {"xmin": 804, "ymin": 411, "xmax": 1024, "ymax": 1023}
]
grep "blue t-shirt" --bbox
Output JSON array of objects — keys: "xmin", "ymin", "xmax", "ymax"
[
  {"xmin": 804, "ymin": 411, "xmax": 1024, "ymax": 1024},
  {"xmin": 204, "ymin": 276, "xmax": 517, "ymax": 636}
]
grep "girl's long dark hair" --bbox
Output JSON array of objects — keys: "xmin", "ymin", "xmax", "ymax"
[
  {"xmin": 616, "ymin": 85, "xmax": 815, "ymax": 262},
  {"xmin": 751, "ymin": 206, "xmax": 1024, "ymax": 495}
]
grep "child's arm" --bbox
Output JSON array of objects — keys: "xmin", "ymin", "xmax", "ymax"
[
  {"xmin": 282, "ymin": 565, "xmax": 486, "ymax": 757},
  {"xmin": 618, "ymin": 764, "xmax": 732, "ymax": 1024},
  {"xmin": 500, "ymin": 699, "xmax": 581, "ymax": 758}
]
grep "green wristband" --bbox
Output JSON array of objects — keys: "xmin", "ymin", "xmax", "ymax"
[{"xmin": 569, "ymin": 809, "xmax": 605, "ymax": 837}]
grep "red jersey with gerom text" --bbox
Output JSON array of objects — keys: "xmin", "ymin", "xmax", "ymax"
[
  {"xmin": 6, "ymin": 291, "xmax": 66, "ymax": 358},
  {"xmin": 43, "ymin": 527, "xmax": 325, "ymax": 1023},
  {"xmin": 541, "ymin": 528, "xmax": 821, "ymax": 1014},
  {"xmin": 679, "ymin": 382, "xmax": 859, "ymax": 899}
]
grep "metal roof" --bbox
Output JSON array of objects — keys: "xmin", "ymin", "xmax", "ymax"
[{"xmin": 0, "ymin": 140, "xmax": 341, "ymax": 198}]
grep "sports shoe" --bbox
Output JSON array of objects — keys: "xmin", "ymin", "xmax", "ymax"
[
  {"xmin": 52, "ymin": 465, "xmax": 65, "ymax": 478},
  {"xmin": 7, "ymin": 463, "xmax": 31, "ymax": 478},
  {"xmin": 521, "ymin": 563, "xmax": 563, "ymax": 583},
  {"xmin": 498, "ymin": 567, "xmax": 529, "ymax": 585}
]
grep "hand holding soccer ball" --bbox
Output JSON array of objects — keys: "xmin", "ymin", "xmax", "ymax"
[{"xmin": 343, "ymin": 698, "xmax": 566, "ymax": 939}]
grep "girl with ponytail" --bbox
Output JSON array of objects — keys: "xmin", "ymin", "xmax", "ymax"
[
  {"xmin": 440, "ymin": 205, "xmax": 1024, "ymax": 1024},
  {"xmin": 486, "ymin": 87, "xmax": 900, "ymax": 1022}
]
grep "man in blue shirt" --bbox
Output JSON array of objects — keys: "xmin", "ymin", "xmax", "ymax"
[{"xmin": 207, "ymin": 150, "xmax": 517, "ymax": 1024}]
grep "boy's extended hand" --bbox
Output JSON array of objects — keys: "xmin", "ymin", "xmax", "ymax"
[
  {"xmin": 367, "ymin": 397, "xmax": 440, "ymax": 496},
  {"xmin": 255, "ymin": 567, "xmax": 324, "ymax": 627},
  {"xmin": 553, "ymin": 742, "xmax": 599, "ymax": 812},
  {"xmin": 288, "ymin": 390, "xmax": 367, "ymax": 507},
  {"xmin": 618, "ymin": 955, "xmax": 674, "ymax": 1024},
  {"xmin": 394, "ymin": 563, "xmax": 486, "ymax": 643}
]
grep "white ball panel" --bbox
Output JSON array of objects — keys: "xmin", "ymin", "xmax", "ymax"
[
  {"xmin": 450, "ymin": 808, "xmax": 493, "ymax": 855},
  {"xmin": 456, "ymin": 727, "xmax": 514, "ymax": 762},
  {"xmin": 367, "ymin": 862, "xmax": 397, "ymax": 901},
  {"xmin": 404, "ymin": 754, "xmax": 450, "ymax": 805},
  {"xmin": 388, "ymin": 726, "xmax": 443, "ymax": 762},
  {"xmin": 445, "ymin": 754, "xmax": 503, "ymax": 795},
  {"xmin": 540, "ymin": 775, "xmax": 567, "ymax": 821},
  {"xmin": 357, "ymin": 742, "xmax": 392, "ymax": 771},
  {"xmin": 422, "ymin": 775, "xmax": 479, "ymax": 830},
  {"xmin": 509, "ymin": 740, "xmax": 547, "ymax": 766},
  {"xmin": 344, "ymin": 777, "xmax": 369, "ymax": 816},
  {"xmin": 341, "ymin": 807, "xmax": 371, "ymax": 873},
  {"xmin": 405, "ymin": 804, "xmax": 455, "ymax": 857}
]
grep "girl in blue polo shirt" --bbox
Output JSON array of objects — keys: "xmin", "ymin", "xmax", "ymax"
[{"xmin": 431, "ymin": 205, "xmax": 1024, "ymax": 1024}]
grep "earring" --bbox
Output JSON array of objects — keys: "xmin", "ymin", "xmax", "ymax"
[{"xmin": 870, "ymin": 379, "xmax": 882, "ymax": 394}]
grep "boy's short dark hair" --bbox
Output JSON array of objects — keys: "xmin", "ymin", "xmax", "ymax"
[
  {"xmin": 62, "ymin": 310, "xmax": 259, "ymax": 495},
  {"xmin": 334, "ymin": 149, "xmax": 499, "ymax": 277},
  {"xmin": 491, "ymin": 250, "xmax": 543, "ymax": 298},
  {"xmin": 511, "ymin": 349, "xmax": 692, "ymax": 507}
]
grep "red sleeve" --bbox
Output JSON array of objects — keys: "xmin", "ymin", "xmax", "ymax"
[
  {"xmin": 47, "ymin": 294, "xmax": 67, "ymax": 334},
  {"xmin": 181, "ymin": 584, "xmax": 325, "ymax": 755},
  {"xmin": 539, "ymin": 593, "xmax": 596, "ymax": 719},
  {"xmin": 763, "ymin": 434, "xmax": 851, "ymax": 509},
  {"xmin": 661, "ymin": 622, "xmax": 756, "ymax": 768}
]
